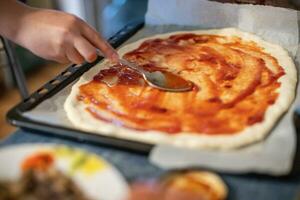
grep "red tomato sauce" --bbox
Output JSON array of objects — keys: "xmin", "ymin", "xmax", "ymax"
[{"xmin": 78, "ymin": 34, "xmax": 284, "ymax": 135}]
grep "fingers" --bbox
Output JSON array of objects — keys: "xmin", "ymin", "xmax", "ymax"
[
  {"xmin": 54, "ymin": 54, "xmax": 69, "ymax": 64},
  {"xmin": 74, "ymin": 37, "xmax": 97, "ymax": 63},
  {"xmin": 66, "ymin": 47, "xmax": 85, "ymax": 64},
  {"xmin": 54, "ymin": 39, "xmax": 92, "ymax": 64},
  {"xmin": 54, "ymin": 19, "xmax": 119, "ymax": 64},
  {"xmin": 81, "ymin": 24, "xmax": 119, "ymax": 62}
]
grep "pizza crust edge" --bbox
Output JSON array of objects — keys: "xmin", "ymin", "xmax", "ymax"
[{"xmin": 64, "ymin": 28, "xmax": 297, "ymax": 149}]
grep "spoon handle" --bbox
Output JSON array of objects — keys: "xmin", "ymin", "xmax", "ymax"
[
  {"xmin": 96, "ymin": 49, "xmax": 145, "ymax": 74},
  {"xmin": 118, "ymin": 59, "xmax": 147, "ymax": 74},
  {"xmin": 96, "ymin": 49, "xmax": 108, "ymax": 58}
]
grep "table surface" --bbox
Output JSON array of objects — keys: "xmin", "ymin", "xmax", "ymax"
[{"xmin": 1, "ymin": 129, "xmax": 300, "ymax": 200}]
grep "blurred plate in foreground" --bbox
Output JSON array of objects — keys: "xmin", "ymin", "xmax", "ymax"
[{"xmin": 0, "ymin": 144, "xmax": 128, "ymax": 200}]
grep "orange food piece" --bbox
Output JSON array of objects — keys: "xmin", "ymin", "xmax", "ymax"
[
  {"xmin": 22, "ymin": 152, "xmax": 54, "ymax": 171},
  {"xmin": 127, "ymin": 171, "xmax": 226, "ymax": 200}
]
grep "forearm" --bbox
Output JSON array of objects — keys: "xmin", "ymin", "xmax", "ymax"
[{"xmin": 0, "ymin": 0, "xmax": 33, "ymax": 41}]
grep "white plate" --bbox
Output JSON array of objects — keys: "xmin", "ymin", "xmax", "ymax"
[{"xmin": 0, "ymin": 144, "xmax": 129, "ymax": 200}]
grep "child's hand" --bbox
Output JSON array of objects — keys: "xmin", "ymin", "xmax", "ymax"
[
  {"xmin": 0, "ymin": 1, "xmax": 118, "ymax": 64},
  {"xmin": 16, "ymin": 9, "xmax": 118, "ymax": 64}
]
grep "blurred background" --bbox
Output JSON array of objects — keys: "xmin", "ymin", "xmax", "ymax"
[{"xmin": 0, "ymin": 0, "xmax": 297, "ymax": 139}]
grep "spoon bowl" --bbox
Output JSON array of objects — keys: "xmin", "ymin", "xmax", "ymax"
[
  {"xmin": 96, "ymin": 49, "xmax": 194, "ymax": 92},
  {"xmin": 119, "ymin": 59, "xmax": 194, "ymax": 92}
]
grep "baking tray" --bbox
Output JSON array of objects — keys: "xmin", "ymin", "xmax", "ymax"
[
  {"xmin": 6, "ymin": 21, "xmax": 153, "ymax": 153},
  {"xmin": 6, "ymin": 21, "xmax": 300, "ymax": 163}
]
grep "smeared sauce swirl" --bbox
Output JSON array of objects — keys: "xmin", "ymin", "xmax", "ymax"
[{"xmin": 78, "ymin": 33, "xmax": 284, "ymax": 135}]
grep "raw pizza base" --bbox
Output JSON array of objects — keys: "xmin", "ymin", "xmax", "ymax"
[{"xmin": 64, "ymin": 28, "xmax": 297, "ymax": 149}]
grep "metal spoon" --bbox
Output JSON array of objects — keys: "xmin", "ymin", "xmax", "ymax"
[
  {"xmin": 118, "ymin": 59, "xmax": 194, "ymax": 92},
  {"xmin": 97, "ymin": 50, "xmax": 194, "ymax": 92}
]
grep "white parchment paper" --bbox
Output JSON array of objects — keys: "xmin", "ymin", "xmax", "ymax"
[
  {"xmin": 147, "ymin": 0, "xmax": 299, "ymax": 175},
  {"xmin": 150, "ymin": 51, "xmax": 300, "ymax": 176},
  {"xmin": 23, "ymin": 0, "xmax": 299, "ymax": 175},
  {"xmin": 146, "ymin": 0, "xmax": 299, "ymax": 57}
]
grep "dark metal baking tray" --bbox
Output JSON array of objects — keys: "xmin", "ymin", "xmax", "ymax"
[
  {"xmin": 6, "ymin": 21, "xmax": 300, "ymax": 170},
  {"xmin": 6, "ymin": 21, "xmax": 153, "ymax": 153}
]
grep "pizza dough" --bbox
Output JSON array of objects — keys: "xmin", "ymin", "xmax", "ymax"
[{"xmin": 64, "ymin": 28, "xmax": 297, "ymax": 149}]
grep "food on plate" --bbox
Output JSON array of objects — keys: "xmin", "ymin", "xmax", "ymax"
[
  {"xmin": 65, "ymin": 28, "xmax": 297, "ymax": 149},
  {"xmin": 0, "ymin": 145, "xmax": 129, "ymax": 200},
  {"xmin": 127, "ymin": 170, "xmax": 227, "ymax": 200},
  {"xmin": 0, "ymin": 152, "xmax": 91, "ymax": 200}
]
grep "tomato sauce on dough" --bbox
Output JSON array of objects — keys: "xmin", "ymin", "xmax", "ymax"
[{"xmin": 78, "ymin": 34, "xmax": 284, "ymax": 135}]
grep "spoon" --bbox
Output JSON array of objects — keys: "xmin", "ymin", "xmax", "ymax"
[{"xmin": 97, "ymin": 50, "xmax": 194, "ymax": 92}]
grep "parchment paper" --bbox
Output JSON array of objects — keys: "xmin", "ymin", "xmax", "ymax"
[
  {"xmin": 146, "ymin": 0, "xmax": 299, "ymax": 175},
  {"xmin": 146, "ymin": 0, "xmax": 299, "ymax": 57},
  {"xmin": 151, "ymin": 51, "xmax": 300, "ymax": 175},
  {"xmin": 23, "ymin": 0, "xmax": 299, "ymax": 175}
]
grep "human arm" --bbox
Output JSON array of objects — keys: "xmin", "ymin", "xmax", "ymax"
[{"xmin": 0, "ymin": 0, "xmax": 118, "ymax": 64}]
